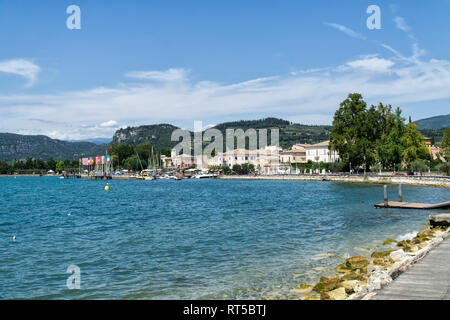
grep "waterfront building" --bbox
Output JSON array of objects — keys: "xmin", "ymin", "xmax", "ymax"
[
  {"xmin": 160, "ymin": 155, "xmax": 173, "ymax": 168},
  {"xmin": 171, "ymin": 150, "xmax": 196, "ymax": 168},
  {"xmin": 279, "ymin": 144, "xmax": 307, "ymax": 164},
  {"xmin": 170, "ymin": 140, "xmax": 339, "ymax": 172},
  {"xmin": 214, "ymin": 146, "xmax": 281, "ymax": 174},
  {"xmin": 305, "ymin": 141, "xmax": 339, "ymax": 163},
  {"xmin": 216, "ymin": 149, "xmax": 256, "ymax": 167},
  {"xmin": 431, "ymin": 146, "xmax": 445, "ymax": 161}
]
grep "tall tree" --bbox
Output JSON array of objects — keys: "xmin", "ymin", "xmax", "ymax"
[
  {"xmin": 441, "ymin": 127, "xmax": 450, "ymax": 161},
  {"xmin": 330, "ymin": 93, "xmax": 377, "ymax": 170},
  {"xmin": 401, "ymin": 122, "xmax": 430, "ymax": 164},
  {"xmin": 47, "ymin": 157, "xmax": 56, "ymax": 171},
  {"xmin": 377, "ymin": 107, "xmax": 406, "ymax": 168},
  {"xmin": 135, "ymin": 142, "xmax": 152, "ymax": 163},
  {"xmin": 108, "ymin": 143, "xmax": 135, "ymax": 166},
  {"xmin": 56, "ymin": 161, "xmax": 65, "ymax": 172}
]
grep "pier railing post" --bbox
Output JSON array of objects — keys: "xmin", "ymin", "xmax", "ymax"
[
  {"xmin": 398, "ymin": 183, "xmax": 403, "ymax": 202},
  {"xmin": 384, "ymin": 185, "xmax": 388, "ymax": 207}
]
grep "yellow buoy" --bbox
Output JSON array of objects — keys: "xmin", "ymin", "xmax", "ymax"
[{"xmin": 104, "ymin": 185, "xmax": 109, "ymax": 191}]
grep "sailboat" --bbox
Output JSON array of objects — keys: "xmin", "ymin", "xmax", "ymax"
[{"xmin": 144, "ymin": 146, "xmax": 155, "ymax": 180}]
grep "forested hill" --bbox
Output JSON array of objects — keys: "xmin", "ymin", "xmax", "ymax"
[
  {"xmin": 415, "ymin": 114, "xmax": 450, "ymax": 130},
  {"xmin": 212, "ymin": 118, "xmax": 332, "ymax": 149},
  {"xmin": 111, "ymin": 118, "xmax": 332, "ymax": 150},
  {"xmin": 112, "ymin": 124, "xmax": 181, "ymax": 150},
  {"xmin": 0, "ymin": 133, "xmax": 107, "ymax": 161},
  {"xmin": 414, "ymin": 114, "xmax": 450, "ymax": 145}
]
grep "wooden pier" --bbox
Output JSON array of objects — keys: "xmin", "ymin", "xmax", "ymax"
[
  {"xmin": 375, "ymin": 201, "xmax": 450, "ymax": 209},
  {"xmin": 373, "ymin": 236, "xmax": 450, "ymax": 300},
  {"xmin": 374, "ymin": 184, "xmax": 450, "ymax": 209}
]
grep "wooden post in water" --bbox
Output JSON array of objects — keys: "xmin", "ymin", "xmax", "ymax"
[
  {"xmin": 384, "ymin": 185, "xmax": 388, "ymax": 207},
  {"xmin": 398, "ymin": 183, "xmax": 403, "ymax": 202}
]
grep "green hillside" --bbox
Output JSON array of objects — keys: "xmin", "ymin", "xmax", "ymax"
[
  {"xmin": 415, "ymin": 114, "xmax": 450, "ymax": 130},
  {"xmin": 414, "ymin": 114, "xmax": 450, "ymax": 145},
  {"xmin": 213, "ymin": 118, "xmax": 331, "ymax": 149},
  {"xmin": 111, "ymin": 118, "xmax": 332, "ymax": 150},
  {"xmin": 0, "ymin": 133, "xmax": 105, "ymax": 161},
  {"xmin": 112, "ymin": 124, "xmax": 180, "ymax": 149}
]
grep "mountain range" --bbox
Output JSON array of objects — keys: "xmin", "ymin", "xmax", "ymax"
[
  {"xmin": 0, "ymin": 133, "xmax": 109, "ymax": 162},
  {"xmin": 0, "ymin": 114, "xmax": 448, "ymax": 161},
  {"xmin": 414, "ymin": 114, "xmax": 450, "ymax": 130}
]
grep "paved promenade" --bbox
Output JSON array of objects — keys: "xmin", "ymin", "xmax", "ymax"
[
  {"xmin": 373, "ymin": 236, "xmax": 450, "ymax": 300},
  {"xmin": 218, "ymin": 174, "xmax": 450, "ymax": 188}
]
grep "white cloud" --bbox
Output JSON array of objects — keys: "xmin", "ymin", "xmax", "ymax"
[
  {"xmin": 100, "ymin": 120, "xmax": 118, "ymax": 127},
  {"xmin": 347, "ymin": 57, "xmax": 395, "ymax": 73},
  {"xmin": 125, "ymin": 68, "xmax": 188, "ymax": 82},
  {"xmin": 392, "ymin": 16, "xmax": 425, "ymax": 61},
  {"xmin": 393, "ymin": 16, "xmax": 410, "ymax": 32},
  {"xmin": 2, "ymin": 52, "xmax": 450, "ymax": 140},
  {"xmin": 324, "ymin": 22, "xmax": 366, "ymax": 40},
  {"xmin": 0, "ymin": 59, "xmax": 41, "ymax": 87}
]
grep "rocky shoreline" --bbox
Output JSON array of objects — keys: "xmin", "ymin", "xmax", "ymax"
[{"xmin": 295, "ymin": 214, "xmax": 450, "ymax": 300}]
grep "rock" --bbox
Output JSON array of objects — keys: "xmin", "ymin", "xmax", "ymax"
[
  {"xmin": 298, "ymin": 283, "xmax": 312, "ymax": 289},
  {"xmin": 301, "ymin": 294, "xmax": 320, "ymax": 300},
  {"xmin": 366, "ymin": 271, "xmax": 392, "ymax": 290},
  {"xmin": 397, "ymin": 240, "xmax": 414, "ymax": 252},
  {"xmin": 388, "ymin": 255, "xmax": 413, "ymax": 278},
  {"xmin": 345, "ymin": 256, "xmax": 369, "ymax": 270},
  {"xmin": 341, "ymin": 270, "xmax": 367, "ymax": 281},
  {"xmin": 371, "ymin": 250, "xmax": 393, "ymax": 259},
  {"xmin": 432, "ymin": 230, "xmax": 445, "ymax": 238},
  {"xmin": 372, "ymin": 258, "xmax": 385, "ymax": 265},
  {"xmin": 383, "ymin": 238, "xmax": 397, "ymax": 245},
  {"xmin": 340, "ymin": 280, "xmax": 361, "ymax": 294},
  {"xmin": 320, "ymin": 287, "xmax": 347, "ymax": 300},
  {"xmin": 341, "ymin": 269, "xmax": 368, "ymax": 281},
  {"xmin": 390, "ymin": 249, "xmax": 406, "ymax": 262},
  {"xmin": 399, "ymin": 265, "xmax": 408, "ymax": 272},
  {"xmin": 292, "ymin": 284, "xmax": 313, "ymax": 295},
  {"xmin": 335, "ymin": 262, "xmax": 352, "ymax": 274},
  {"xmin": 418, "ymin": 242, "xmax": 429, "ymax": 250},
  {"xmin": 367, "ymin": 264, "xmax": 381, "ymax": 273},
  {"xmin": 371, "ymin": 251, "xmax": 394, "ymax": 268},
  {"xmin": 411, "ymin": 230, "xmax": 434, "ymax": 244},
  {"xmin": 312, "ymin": 275, "xmax": 340, "ymax": 293},
  {"xmin": 429, "ymin": 214, "xmax": 450, "ymax": 228}
]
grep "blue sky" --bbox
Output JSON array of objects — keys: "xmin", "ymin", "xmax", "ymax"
[{"xmin": 0, "ymin": 0, "xmax": 449, "ymax": 140}]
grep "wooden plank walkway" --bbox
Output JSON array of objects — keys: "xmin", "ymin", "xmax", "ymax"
[
  {"xmin": 374, "ymin": 201, "xmax": 450, "ymax": 209},
  {"xmin": 373, "ymin": 236, "xmax": 450, "ymax": 300}
]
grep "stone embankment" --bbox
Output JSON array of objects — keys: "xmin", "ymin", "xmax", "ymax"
[
  {"xmin": 295, "ymin": 214, "xmax": 450, "ymax": 300},
  {"xmin": 218, "ymin": 174, "xmax": 450, "ymax": 187}
]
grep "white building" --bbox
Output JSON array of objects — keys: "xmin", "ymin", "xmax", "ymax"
[
  {"xmin": 279, "ymin": 144, "xmax": 308, "ymax": 164},
  {"xmin": 213, "ymin": 146, "xmax": 281, "ymax": 174},
  {"xmin": 305, "ymin": 141, "xmax": 339, "ymax": 163}
]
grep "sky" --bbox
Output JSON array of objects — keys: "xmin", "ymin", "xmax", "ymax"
[{"xmin": 0, "ymin": 0, "xmax": 450, "ymax": 140}]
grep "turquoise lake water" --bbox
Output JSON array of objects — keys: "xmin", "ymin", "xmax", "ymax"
[{"xmin": 0, "ymin": 177, "xmax": 448, "ymax": 299}]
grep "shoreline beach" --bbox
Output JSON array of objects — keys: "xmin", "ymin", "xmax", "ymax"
[{"xmin": 295, "ymin": 218, "xmax": 450, "ymax": 300}]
